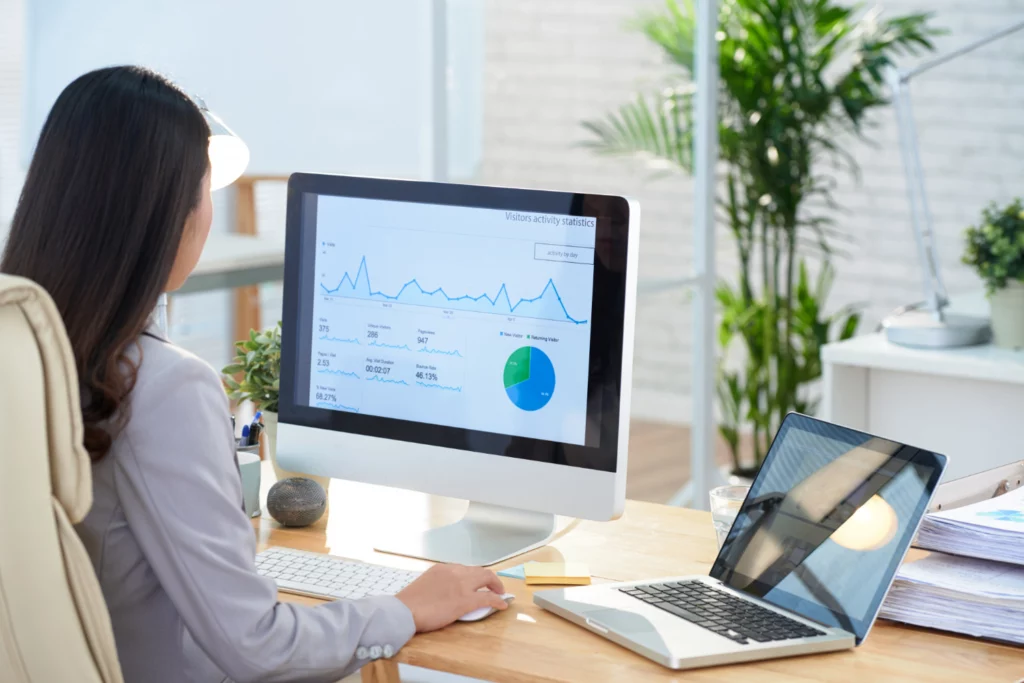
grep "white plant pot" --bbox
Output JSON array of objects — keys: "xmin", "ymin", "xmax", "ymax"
[
  {"xmin": 262, "ymin": 411, "xmax": 331, "ymax": 496},
  {"xmin": 989, "ymin": 281, "xmax": 1024, "ymax": 350}
]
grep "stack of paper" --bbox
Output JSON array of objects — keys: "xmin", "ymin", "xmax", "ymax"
[
  {"xmin": 914, "ymin": 486, "xmax": 1024, "ymax": 565},
  {"xmin": 879, "ymin": 553, "xmax": 1024, "ymax": 645}
]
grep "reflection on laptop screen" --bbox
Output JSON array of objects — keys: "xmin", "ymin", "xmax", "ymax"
[{"xmin": 710, "ymin": 415, "xmax": 945, "ymax": 643}]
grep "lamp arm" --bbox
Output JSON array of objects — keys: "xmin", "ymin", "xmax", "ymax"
[
  {"xmin": 888, "ymin": 19, "xmax": 1024, "ymax": 319},
  {"xmin": 905, "ymin": 20, "xmax": 1024, "ymax": 80},
  {"xmin": 887, "ymin": 67, "xmax": 947, "ymax": 317}
]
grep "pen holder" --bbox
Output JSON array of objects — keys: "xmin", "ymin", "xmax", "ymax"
[{"xmin": 237, "ymin": 443, "xmax": 262, "ymax": 518}]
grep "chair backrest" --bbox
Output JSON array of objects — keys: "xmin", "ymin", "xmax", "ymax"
[{"xmin": 0, "ymin": 274, "xmax": 123, "ymax": 683}]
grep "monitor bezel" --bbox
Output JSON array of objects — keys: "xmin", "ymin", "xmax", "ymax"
[{"xmin": 278, "ymin": 173, "xmax": 635, "ymax": 491}]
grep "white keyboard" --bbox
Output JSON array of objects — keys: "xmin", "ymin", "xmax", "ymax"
[{"xmin": 256, "ymin": 546, "xmax": 421, "ymax": 600}]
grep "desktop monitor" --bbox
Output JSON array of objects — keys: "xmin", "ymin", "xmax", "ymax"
[{"xmin": 277, "ymin": 173, "xmax": 638, "ymax": 565}]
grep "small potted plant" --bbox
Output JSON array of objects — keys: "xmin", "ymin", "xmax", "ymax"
[
  {"xmin": 222, "ymin": 324, "xmax": 330, "ymax": 494},
  {"xmin": 963, "ymin": 199, "xmax": 1024, "ymax": 349}
]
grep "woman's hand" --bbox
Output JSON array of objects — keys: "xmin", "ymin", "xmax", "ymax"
[{"xmin": 396, "ymin": 564, "xmax": 508, "ymax": 632}]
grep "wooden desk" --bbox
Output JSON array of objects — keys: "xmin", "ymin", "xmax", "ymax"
[{"xmin": 254, "ymin": 476, "xmax": 1022, "ymax": 682}]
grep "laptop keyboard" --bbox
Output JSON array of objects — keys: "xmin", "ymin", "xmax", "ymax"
[{"xmin": 619, "ymin": 581, "xmax": 826, "ymax": 645}]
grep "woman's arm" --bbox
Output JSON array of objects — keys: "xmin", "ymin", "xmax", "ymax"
[{"xmin": 115, "ymin": 351, "xmax": 414, "ymax": 683}]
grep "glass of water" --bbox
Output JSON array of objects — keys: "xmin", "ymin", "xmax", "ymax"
[{"xmin": 709, "ymin": 485, "xmax": 750, "ymax": 549}]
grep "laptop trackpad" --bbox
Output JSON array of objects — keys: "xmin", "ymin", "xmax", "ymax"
[{"xmin": 585, "ymin": 608, "xmax": 657, "ymax": 634}]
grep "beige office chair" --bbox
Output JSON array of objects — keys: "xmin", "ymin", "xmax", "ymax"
[{"xmin": 0, "ymin": 274, "xmax": 123, "ymax": 683}]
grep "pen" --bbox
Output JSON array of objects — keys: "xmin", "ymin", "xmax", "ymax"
[
  {"xmin": 241, "ymin": 424, "xmax": 250, "ymax": 446},
  {"xmin": 245, "ymin": 411, "xmax": 263, "ymax": 446},
  {"xmin": 246, "ymin": 424, "xmax": 260, "ymax": 447}
]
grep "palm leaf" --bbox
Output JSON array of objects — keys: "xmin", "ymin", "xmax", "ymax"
[
  {"xmin": 581, "ymin": 91, "xmax": 694, "ymax": 172},
  {"xmin": 634, "ymin": 0, "xmax": 698, "ymax": 72}
]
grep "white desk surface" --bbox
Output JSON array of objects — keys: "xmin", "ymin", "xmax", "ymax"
[
  {"xmin": 190, "ymin": 232, "xmax": 285, "ymax": 277},
  {"xmin": 822, "ymin": 332, "xmax": 1024, "ymax": 385}
]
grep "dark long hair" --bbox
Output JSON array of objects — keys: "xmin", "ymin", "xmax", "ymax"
[{"xmin": 1, "ymin": 66, "xmax": 210, "ymax": 461}]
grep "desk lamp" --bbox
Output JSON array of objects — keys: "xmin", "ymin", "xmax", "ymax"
[
  {"xmin": 882, "ymin": 20, "xmax": 1024, "ymax": 348},
  {"xmin": 155, "ymin": 97, "xmax": 250, "ymax": 333},
  {"xmin": 196, "ymin": 97, "xmax": 251, "ymax": 192}
]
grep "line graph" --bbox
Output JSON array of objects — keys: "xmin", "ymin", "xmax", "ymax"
[
  {"xmin": 368, "ymin": 340, "xmax": 412, "ymax": 351},
  {"xmin": 317, "ymin": 369, "xmax": 360, "ymax": 379},
  {"xmin": 319, "ymin": 335, "xmax": 360, "ymax": 345},
  {"xmin": 416, "ymin": 381, "xmax": 463, "ymax": 392},
  {"xmin": 418, "ymin": 346, "xmax": 463, "ymax": 357},
  {"xmin": 366, "ymin": 376, "xmax": 408, "ymax": 386},
  {"xmin": 319, "ymin": 256, "xmax": 589, "ymax": 325},
  {"xmin": 316, "ymin": 401, "xmax": 359, "ymax": 412}
]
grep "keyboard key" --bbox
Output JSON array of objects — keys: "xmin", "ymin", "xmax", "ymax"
[
  {"xmin": 257, "ymin": 547, "xmax": 424, "ymax": 602},
  {"xmin": 276, "ymin": 578, "xmax": 332, "ymax": 594},
  {"xmin": 656, "ymin": 603, "xmax": 703, "ymax": 622},
  {"xmin": 621, "ymin": 581, "xmax": 826, "ymax": 646}
]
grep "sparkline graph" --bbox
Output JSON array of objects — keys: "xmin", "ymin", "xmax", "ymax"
[
  {"xmin": 317, "ymin": 369, "xmax": 360, "ymax": 379},
  {"xmin": 418, "ymin": 346, "xmax": 463, "ymax": 357},
  {"xmin": 368, "ymin": 340, "xmax": 413, "ymax": 351},
  {"xmin": 416, "ymin": 381, "xmax": 463, "ymax": 392},
  {"xmin": 319, "ymin": 335, "xmax": 360, "ymax": 345},
  {"xmin": 319, "ymin": 256, "xmax": 589, "ymax": 324},
  {"xmin": 366, "ymin": 376, "xmax": 408, "ymax": 386},
  {"xmin": 316, "ymin": 401, "xmax": 359, "ymax": 412}
]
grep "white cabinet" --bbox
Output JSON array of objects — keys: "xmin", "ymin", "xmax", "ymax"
[{"xmin": 822, "ymin": 333, "xmax": 1024, "ymax": 481}]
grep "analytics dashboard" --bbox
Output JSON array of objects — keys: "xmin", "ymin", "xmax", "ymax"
[{"xmin": 305, "ymin": 195, "xmax": 596, "ymax": 445}]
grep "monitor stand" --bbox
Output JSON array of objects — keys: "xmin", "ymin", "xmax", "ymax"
[{"xmin": 374, "ymin": 502, "xmax": 558, "ymax": 566}]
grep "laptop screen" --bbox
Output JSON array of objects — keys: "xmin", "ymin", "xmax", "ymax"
[{"xmin": 709, "ymin": 414, "xmax": 945, "ymax": 644}]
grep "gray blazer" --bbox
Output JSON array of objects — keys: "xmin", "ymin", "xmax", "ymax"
[{"xmin": 75, "ymin": 331, "xmax": 415, "ymax": 683}]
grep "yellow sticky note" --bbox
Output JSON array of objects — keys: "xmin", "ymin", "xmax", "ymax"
[{"xmin": 524, "ymin": 562, "xmax": 591, "ymax": 585}]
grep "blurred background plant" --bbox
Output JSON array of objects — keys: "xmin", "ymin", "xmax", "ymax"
[
  {"xmin": 582, "ymin": 0, "xmax": 941, "ymax": 472},
  {"xmin": 962, "ymin": 198, "xmax": 1024, "ymax": 295}
]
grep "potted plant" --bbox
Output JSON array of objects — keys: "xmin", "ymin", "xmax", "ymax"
[
  {"xmin": 963, "ymin": 199, "xmax": 1024, "ymax": 349},
  {"xmin": 222, "ymin": 323, "xmax": 331, "ymax": 494},
  {"xmin": 581, "ymin": 0, "xmax": 939, "ymax": 478}
]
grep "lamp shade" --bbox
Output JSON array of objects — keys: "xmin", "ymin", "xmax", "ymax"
[
  {"xmin": 195, "ymin": 97, "xmax": 250, "ymax": 190},
  {"xmin": 830, "ymin": 495, "xmax": 899, "ymax": 551}
]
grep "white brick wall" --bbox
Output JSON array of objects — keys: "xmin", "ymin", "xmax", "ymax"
[{"xmin": 479, "ymin": 0, "xmax": 1024, "ymax": 423}]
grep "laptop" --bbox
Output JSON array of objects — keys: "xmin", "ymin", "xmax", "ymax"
[{"xmin": 534, "ymin": 414, "xmax": 947, "ymax": 670}]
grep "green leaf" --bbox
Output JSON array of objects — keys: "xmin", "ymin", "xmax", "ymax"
[
  {"xmin": 841, "ymin": 313, "xmax": 860, "ymax": 340},
  {"xmin": 581, "ymin": 91, "xmax": 694, "ymax": 173},
  {"xmin": 219, "ymin": 322, "xmax": 282, "ymax": 404}
]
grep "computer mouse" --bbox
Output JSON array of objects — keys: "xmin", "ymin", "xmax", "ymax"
[{"xmin": 458, "ymin": 593, "xmax": 516, "ymax": 622}]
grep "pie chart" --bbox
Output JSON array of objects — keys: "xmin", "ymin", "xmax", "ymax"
[{"xmin": 504, "ymin": 346, "xmax": 556, "ymax": 411}]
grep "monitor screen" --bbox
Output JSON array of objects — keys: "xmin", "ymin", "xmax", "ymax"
[
  {"xmin": 308, "ymin": 195, "xmax": 595, "ymax": 444},
  {"xmin": 710, "ymin": 415, "xmax": 945, "ymax": 644},
  {"xmin": 279, "ymin": 175, "xmax": 633, "ymax": 472}
]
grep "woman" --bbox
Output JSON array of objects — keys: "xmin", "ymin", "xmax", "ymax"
[{"xmin": 0, "ymin": 66, "xmax": 507, "ymax": 683}]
